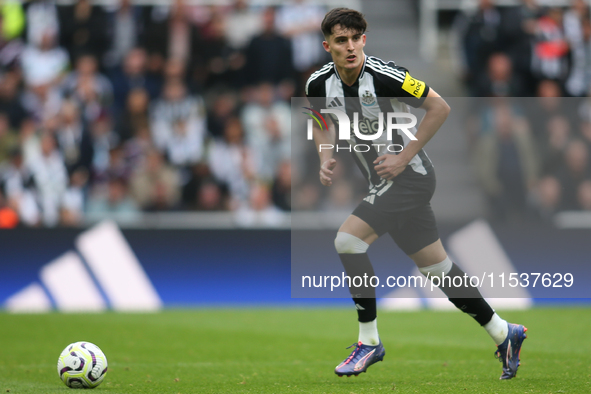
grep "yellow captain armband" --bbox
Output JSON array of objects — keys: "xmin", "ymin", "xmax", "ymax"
[{"xmin": 401, "ymin": 72, "xmax": 426, "ymax": 98}]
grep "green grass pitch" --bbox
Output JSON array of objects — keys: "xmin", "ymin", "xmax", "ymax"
[{"xmin": 0, "ymin": 308, "xmax": 590, "ymax": 393}]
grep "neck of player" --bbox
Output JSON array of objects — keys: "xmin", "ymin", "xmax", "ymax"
[{"xmin": 338, "ymin": 56, "xmax": 365, "ymax": 86}]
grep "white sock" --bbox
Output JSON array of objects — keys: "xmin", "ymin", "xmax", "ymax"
[
  {"xmin": 484, "ymin": 313, "xmax": 509, "ymax": 345},
  {"xmin": 359, "ymin": 319, "xmax": 380, "ymax": 346}
]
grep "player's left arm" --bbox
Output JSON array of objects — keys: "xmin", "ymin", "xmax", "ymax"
[{"xmin": 374, "ymin": 88, "xmax": 450, "ymax": 180}]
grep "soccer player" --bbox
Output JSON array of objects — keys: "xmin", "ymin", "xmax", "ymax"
[{"xmin": 305, "ymin": 8, "xmax": 527, "ymax": 380}]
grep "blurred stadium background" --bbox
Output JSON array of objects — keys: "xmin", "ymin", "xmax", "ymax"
[{"xmin": 1, "ymin": 0, "xmax": 591, "ymax": 312}]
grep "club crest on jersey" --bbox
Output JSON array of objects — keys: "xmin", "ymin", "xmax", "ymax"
[{"xmin": 361, "ymin": 90, "xmax": 376, "ymax": 106}]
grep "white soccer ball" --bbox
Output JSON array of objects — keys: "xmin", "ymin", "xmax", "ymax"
[{"xmin": 57, "ymin": 341, "xmax": 108, "ymax": 389}]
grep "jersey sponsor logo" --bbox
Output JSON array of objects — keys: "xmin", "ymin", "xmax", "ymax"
[
  {"xmin": 402, "ymin": 72, "xmax": 426, "ymax": 98},
  {"xmin": 361, "ymin": 90, "xmax": 376, "ymax": 106},
  {"xmin": 357, "ymin": 117, "xmax": 382, "ymax": 136}
]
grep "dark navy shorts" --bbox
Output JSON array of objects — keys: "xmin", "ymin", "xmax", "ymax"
[{"xmin": 352, "ymin": 167, "xmax": 439, "ymax": 255}]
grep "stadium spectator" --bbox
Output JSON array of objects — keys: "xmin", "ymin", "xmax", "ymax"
[
  {"xmin": 540, "ymin": 115, "xmax": 571, "ymax": 175},
  {"xmin": 180, "ymin": 162, "xmax": 220, "ymax": 210},
  {"xmin": 90, "ymin": 112, "xmax": 118, "ymax": 184},
  {"xmin": 196, "ymin": 179, "xmax": 229, "ymax": 211},
  {"xmin": 25, "ymin": 0, "xmax": 60, "ymax": 48},
  {"xmin": 235, "ymin": 181, "xmax": 284, "ymax": 227},
  {"xmin": 244, "ymin": 7, "xmax": 294, "ymax": 86},
  {"xmin": 578, "ymin": 179, "xmax": 591, "ymax": 210},
  {"xmin": 149, "ymin": 78, "xmax": 207, "ymax": 167},
  {"xmin": 324, "ymin": 179, "xmax": 356, "ymax": 213},
  {"xmin": 60, "ymin": 168, "xmax": 87, "ymax": 226},
  {"xmin": 476, "ymin": 103, "xmax": 538, "ymax": 221},
  {"xmin": 0, "ymin": 112, "xmax": 18, "ymax": 163},
  {"xmin": 130, "ymin": 148, "xmax": 180, "ymax": 211},
  {"xmin": 104, "ymin": 145, "xmax": 133, "ymax": 183},
  {"xmin": 525, "ymin": 79, "xmax": 566, "ymax": 143},
  {"xmin": 108, "ymin": 47, "xmax": 161, "ymax": 116},
  {"xmin": 20, "ymin": 29, "xmax": 68, "ymax": 88},
  {"xmin": 223, "ymin": 0, "xmax": 262, "ymax": 52},
  {"xmin": 193, "ymin": 8, "xmax": 244, "ymax": 90},
  {"xmin": 86, "ymin": 175, "xmax": 140, "ymax": 221},
  {"xmin": 556, "ymin": 139, "xmax": 590, "ymax": 210},
  {"xmin": 0, "ymin": 146, "xmax": 38, "ymax": 226},
  {"xmin": 123, "ymin": 124, "xmax": 152, "ymax": 175},
  {"xmin": 456, "ymin": 0, "xmax": 503, "ymax": 93},
  {"xmin": 579, "ymin": 97, "xmax": 591, "ymax": 147},
  {"xmin": 62, "ymin": 54, "xmax": 113, "ymax": 121},
  {"xmin": 564, "ymin": 0, "xmax": 591, "ymax": 97},
  {"xmin": 208, "ymin": 116, "xmax": 252, "ymax": 208},
  {"xmin": 474, "ymin": 52, "xmax": 528, "ymax": 97},
  {"xmin": 0, "ymin": 71, "xmax": 27, "ymax": 129},
  {"xmin": 271, "ymin": 160, "xmax": 291, "ymax": 212},
  {"xmin": 28, "ymin": 131, "xmax": 68, "ymax": 226},
  {"xmin": 58, "ymin": 0, "xmax": 108, "ymax": 64},
  {"xmin": 534, "ymin": 175, "xmax": 562, "ymax": 219},
  {"xmin": 116, "ymin": 87, "xmax": 150, "ymax": 142},
  {"xmin": 207, "ymin": 90, "xmax": 238, "ymax": 139},
  {"xmin": 292, "ymin": 181, "xmax": 320, "ymax": 210},
  {"xmin": 241, "ymin": 82, "xmax": 290, "ymax": 182},
  {"xmin": 55, "ymin": 100, "xmax": 94, "ymax": 175},
  {"xmin": 162, "ymin": 57, "xmax": 189, "ymax": 86},
  {"xmin": 103, "ymin": 0, "xmax": 145, "ymax": 69},
  {"xmin": 495, "ymin": 0, "xmax": 541, "ymax": 96},
  {"xmin": 20, "ymin": 81, "xmax": 63, "ymax": 124},
  {"xmin": 276, "ymin": 0, "xmax": 326, "ymax": 86},
  {"xmin": 143, "ymin": 0, "xmax": 201, "ymax": 68},
  {"xmin": 531, "ymin": 7, "xmax": 570, "ymax": 83},
  {"xmin": 19, "ymin": 118, "xmax": 40, "ymax": 165}
]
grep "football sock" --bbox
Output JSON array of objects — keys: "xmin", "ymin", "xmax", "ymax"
[
  {"xmin": 420, "ymin": 257, "xmax": 495, "ymax": 326},
  {"xmin": 339, "ymin": 253, "xmax": 377, "ymax": 323},
  {"xmin": 483, "ymin": 313, "xmax": 509, "ymax": 345},
  {"xmin": 334, "ymin": 232, "xmax": 377, "ymax": 323},
  {"xmin": 358, "ymin": 318, "xmax": 380, "ymax": 346}
]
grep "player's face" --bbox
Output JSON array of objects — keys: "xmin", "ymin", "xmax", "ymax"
[{"xmin": 323, "ymin": 25, "xmax": 366, "ymax": 73}]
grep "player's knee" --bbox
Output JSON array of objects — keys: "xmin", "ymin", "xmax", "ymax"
[
  {"xmin": 334, "ymin": 232, "xmax": 369, "ymax": 254},
  {"xmin": 418, "ymin": 256, "xmax": 453, "ymax": 277}
]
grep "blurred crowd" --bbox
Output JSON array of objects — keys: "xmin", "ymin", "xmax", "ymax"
[
  {"xmin": 456, "ymin": 0, "xmax": 591, "ymax": 222},
  {"xmin": 0, "ymin": 0, "xmax": 329, "ymax": 228},
  {"xmin": 2, "ymin": 0, "xmax": 590, "ymax": 229}
]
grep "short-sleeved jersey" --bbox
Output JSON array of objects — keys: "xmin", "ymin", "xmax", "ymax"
[{"xmin": 305, "ymin": 55, "xmax": 434, "ymax": 189}]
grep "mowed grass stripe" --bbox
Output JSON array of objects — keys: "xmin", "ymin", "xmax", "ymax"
[{"xmin": 0, "ymin": 308, "xmax": 589, "ymax": 393}]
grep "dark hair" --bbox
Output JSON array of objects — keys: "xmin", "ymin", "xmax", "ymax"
[{"xmin": 321, "ymin": 8, "xmax": 367, "ymax": 38}]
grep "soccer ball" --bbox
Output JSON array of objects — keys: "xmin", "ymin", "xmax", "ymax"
[{"xmin": 57, "ymin": 341, "xmax": 108, "ymax": 389}]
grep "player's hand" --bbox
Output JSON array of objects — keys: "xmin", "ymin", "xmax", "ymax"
[
  {"xmin": 319, "ymin": 158, "xmax": 336, "ymax": 186},
  {"xmin": 373, "ymin": 154, "xmax": 408, "ymax": 180}
]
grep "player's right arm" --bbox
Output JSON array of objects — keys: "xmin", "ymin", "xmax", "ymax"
[
  {"xmin": 306, "ymin": 71, "xmax": 337, "ymax": 187},
  {"xmin": 312, "ymin": 116, "xmax": 336, "ymax": 186}
]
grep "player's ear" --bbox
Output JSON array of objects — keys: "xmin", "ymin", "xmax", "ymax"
[
  {"xmin": 362, "ymin": 34, "xmax": 366, "ymax": 47},
  {"xmin": 322, "ymin": 40, "xmax": 330, "ymax": 53}
]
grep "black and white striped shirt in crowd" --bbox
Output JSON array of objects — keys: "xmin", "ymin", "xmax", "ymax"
[{"xmin": 305, "ymin": 55, "xmax": 434, "ymax": 189}]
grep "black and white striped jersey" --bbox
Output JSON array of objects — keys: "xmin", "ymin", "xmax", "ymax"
[{"xmin": 305, "ymin": 55, "xmax": 434, "ymax": 189}]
